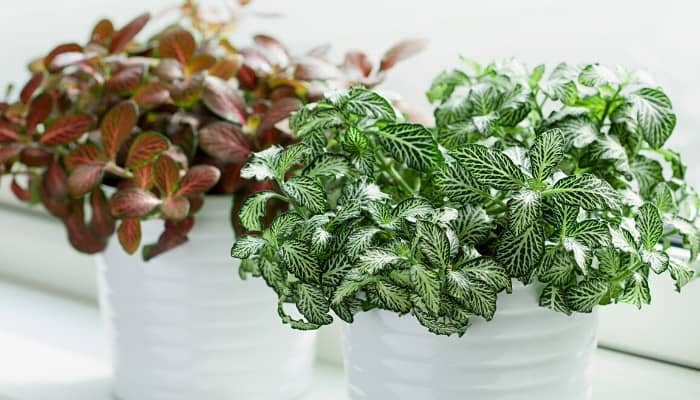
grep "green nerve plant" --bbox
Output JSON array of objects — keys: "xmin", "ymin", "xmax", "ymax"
[{"xmin": 231, "ymin": 60, "xmax": 699, "ymax": 336}]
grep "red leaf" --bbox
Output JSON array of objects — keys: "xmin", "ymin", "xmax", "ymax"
[
  {"xmin": 142, "ymin": 217, "xmax": 194, "ymax": 260},
  {"xmin": 38, "ymin": 178, "xmax": 70, "ymax": 218},
  {"xmin": 170, "ymin": 76, "xmax": 203, "ymax": 107},
  {"xmin": 202, "ymin": 76, "xmax": 246, "ymax": 124},
  {"xmin": 253, "ymin": 34, "xmax": 290, "ymax": 68},
  {"xmin": 20, "ymin": 72, "xmax": 43, "ymax": 105},
  {"xmin": 43, "ymin": 161, "xmax": 69, "ymax": 200},
  {"xmin": 117, "ymin": 218, "xmax": 141, "ymax": 254},
  {"xmin": 176, "ymin": 165, "xmax": 221, "ymax": 196},
  {"xmin": 379, "ymin": 38, "xmax": 427, "ymax": 72},
  {"xmin": 26, "ymin": 93, "xmax": 53, "ymax": 133},
  {"xmin": 0, "ymin": 143, "xmax": 22, "ymax": 163},
  {"xmin": 68, "ymin": 164, "xmax": 104, "ymax": 197},
  {"xmin": 294, "ymin": 58, "xmax": 342, "ymax": 81},
  {"xmin": 44, "ymin": 43, "xmax": 83, "ymax": 70},
  {"xmin": 258, "ymin": 97, "xmax": 302, "ymax": 132},
  {"xmin": 64, "ymin": 204, "xmax": 106, "ymax": 254},
  {"xmin": 161, "ymin": 196, "xmax": 190, "ymax": 220},
  {"xmin": 101, "ymin": 100, "xmax": 138, "ymax": 158},
  {"xmin": 90, "ymin": 188, "xmax": 116, "ymax": 237},
  {"xmin": 154, "ymin": 58, "xmax": 184, "ymax": 81},
  {"xmin": 133, "ymin": 163, "xmax": 154, "ymax": 189},
  {"xmin": 153, "ymin": 155, "xmax": 180, "ymax": 195},
  {"xmin": 158, "ymin": 28, "xmax": 195, "ymax": 64},
  {"xmin": 110, "ymin": 188, "xmax": 161, "ymax": 217},
  {"xmin": 133, "ymin": 83, "xmax": 171, "ymax": 109},
  {"xmin": 126, "ymin": 131, "xmax": 169, "ymax": 169},
  {"xmin": 198, "ymin": 122, "xmax": 250, "ymax": 163},
  {"xmin": 40, "ymin": 114, "xmax": 93, "ymax": 145},
  {"xmin": 19, "ymin": 147, "xmax": 53, "ymax": 167},
  {"xmin": 65, "ymin": 143, "xmax": 103, "ymax": 171},
  {"xmin": 0, "ymin": 120, "xmax": 20, "ymax": 142},
  {"xmin": 236, "ymin": 65, "xmax": 257, "ymax": 90},
  {"xmin": 218, "ymin": 162, "xmax": 244, "ymax": 193},
  {"xmin": 106, "ymin": 65, "xmax": 144, "ymax": 93},
  {"xmin": 90, "ymin": 19, "xmax": 114, "ymax": 45},
  {"xmin": 170, "ymin": 124, "xmax": 196, "ymax": 160},
  {"xmin": 343, "ymin": 51, "xmax": 373, "ymax": 79},
  {"xmin": 11, "ymin": 177, "xmax": 32, "ymax": 201},
  {"xmin": 209, "ymin": 55, "xmax": 242, "ymax": 80},
  {"xmin": 109, "ymin": 13, "xmax": 150, "ymax": 53}
]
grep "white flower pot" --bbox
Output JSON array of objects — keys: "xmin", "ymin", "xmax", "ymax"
[
  {"xmin": 341, "ymin": 283, "xmax": 598, "ymax": 400},
  {"xmin": 96, "ymin": 196, "xmax": 316, "ymax": 400}
]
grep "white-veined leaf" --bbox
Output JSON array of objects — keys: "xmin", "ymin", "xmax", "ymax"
[
  {"xmin": 546, "ymin": 173, "xmax": 621, "ymax": 210},
  {"xmin": 357, "ymin": 248, "xmax": 400, "ymax": 274},
  {"xmin": 267, "ymin": 212, "xmax": 304, "ymax": 241},
  {"xmin": 636, "ymin": 203, "xmax": 663, "ymax": 250},
  {"xmin": 630, "ymin": 88, "xmax": 676, "ymax": 149},
  {"xmin": 630, "ymin": 156, "xmax": 664, "ymax": 198},
  {"xmin": 303, "ymin": 153, "xmax": 353, "ymax": 179},
  {"xmin": 458, "ymin": 256, "xmax": 511, "ymax": 293},
  {"xmin": 275, "ymin": 143, "xmax": 310, "ymax": 176},
  {"xmin": 451, "ymin": 205, "xmax": 492, "ymax": 245},
  {"xmin": 565, "ymin": 278, "xmax": 608, "ymax": 312},
  {"xmin": 641, "ymin": 249, "xmax": 669, "ymax": 274},
  {"xmin": 652, "ymin": 183, "xmax": 676, "ymax": 214},
  {"xmin": 538, "ymin": 246, "xmax": 575, "ymax": 286},
  {"xmin": 417, "ymin": 220, "xmax": 451, "ymax": 268},
  {"xmin": 344, "ymin": 87, "xmax": 397, "ymax": 121},
  {"xmin": 282, "ymin": 176, "xmax": 327, "ymax": 213},
  {"xmin": 507, "ymin": 189, "xmax": 542, "ymax": 235},
  {"xmin": 668, "ymin": 257, "xmax": 696, "ymax": 292},
  {"xmin": 619, "ymin": 272, "xmax": 651, "ymax": 309},
  {"xmin": 345, "ymin": 227, "xmax": 381, "ymax": 260},
  {"xmin": 392, "ymin": 197, "xmax": 434, "ymax": 221},
  {"xmin": 434, "ymin": 162, "xmax": 486, "ymax": 205},
  {"xmin": 374, "ymin": 280, "xmax": 412, "ymax": 313},
  {"xmin": 240, "ymin": 146, "xmax": 282, "ymax": 181},
  {"xmin": 495, "ymin": 223, "xmax": 545, "ymax": 279},
  {"xmin": 322, "ymin": 254, "xmax": 353, "ymax": 286},
  {"xmin": 539, "ymin": 284, "xmax": 572, "ymax": 315},
  {"xmin": 578, "ymin": 64, "xmax": 620, "ymax": 87},
  {"xmin": 376, "ymin": 123, "xmax": 440, "ymax": 171},
  {"xmin": 231, "ymin": 236, "xmax": 266, "ymax": 259},
  {"xmin": 563, "ymin": 237, "xmax": 591, "ymax": 273},
  {"xmin": 410, "ymin": 264, "xmax": 441, "ymax": 315},
  {"xmin": 530, "ymin": 128, "xmax": 564, "ymax": 182},
  {"xmin": 296, "ymin": 283, "xmax": 333, "ymax": 325},
  {"xmin": 239, "ymin": 191, "xmax": 284, "ymax": 231},
  {"xmin": 280, "ymin": 240, "xmax": 323, "ymax": 283},
  {"xmin": 454, "ymin": 144, "xmax": 527, "ymax": 190},
  {"xmin": 551, "ymin": 116, "xmax": 598, "ymax": 150}
]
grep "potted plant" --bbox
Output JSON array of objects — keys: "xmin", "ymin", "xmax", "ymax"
[
  {"xmin": 0, "ymin": 2, "xmax": 423, "ymax": 398},
  {"xmin": 232, "ymin": 60, "xmax": 700, "ymax": 399}
]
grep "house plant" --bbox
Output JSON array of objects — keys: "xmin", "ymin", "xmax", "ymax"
[
  {"xmin": 232, "ymin": 61, "xmax": 700, "ymax": 399},
  {"xmin": 0, "ymin": 1, "xmax": 423, "ymax": 398}
]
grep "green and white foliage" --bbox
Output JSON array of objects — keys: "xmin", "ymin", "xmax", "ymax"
[
  {"xmin": 233, "ymin": 59, "xmax": 699, "ymax": 337},
  {"xmin": 429, "ymin": 60, "xmax": 699, "ymax": 315}
]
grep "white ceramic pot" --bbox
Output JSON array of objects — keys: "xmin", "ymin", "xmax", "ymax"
[
  {"xmin": 96, "ymin": 196, "xmax": 316, "ymax": 400},
  {"xmin": 341, "ymin": 283, "xmax": 598, "ymax": 400}
]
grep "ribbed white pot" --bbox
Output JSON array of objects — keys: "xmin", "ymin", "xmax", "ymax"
[
  {"xmin": 96, "ymin": 196, "xmax": 316, "ymax": 400},
  {"xmin": 341, "ymin": 283, "xmax": 598, "ymax": 400}
]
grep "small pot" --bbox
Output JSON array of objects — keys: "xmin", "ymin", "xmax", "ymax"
[
  {"xmin": 96, "ymin": 195, "xmax": 316, "ymax": 400},
  {"xmin": 341, "ymin": 283, "xmax": 598, "ymax": 400}
]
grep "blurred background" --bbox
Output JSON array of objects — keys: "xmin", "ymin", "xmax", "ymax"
[{"xmin": 0, "ymin": 1, "xmax": 698, "ymax": 398}]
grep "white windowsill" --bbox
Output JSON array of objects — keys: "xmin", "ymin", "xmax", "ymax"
[{"xmin": 0, "ymin": 280, "xmax": 699, "ymax": 400}]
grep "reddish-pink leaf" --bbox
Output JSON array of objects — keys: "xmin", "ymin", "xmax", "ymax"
[
  {"xmin": 110, "ymin": 187, "xmax": 161, "ymax": 217},
  {"xmin": 26, "ymin": 93, "xmax": 53, "ymax": 133},
  {"xmin": 43, "ymin": 161, "xmax": 69, "ymax": 200},
  {"xmin": 142, "ymin": 217, "xmax": 194, "ymax": 260},
  {"xmin": 109, "ymin": 13, "xmax": 150, "ymax": 53},
  {"xmin": 202, "ymin": 76, "xmax": 246, "ymax": 124},
  {"xmin": 0, "ymin": 143, "xmax": 22, "ymax": 163},
  {"xmin": 258, "ymin": 97, "xmax": 302, "ymax": 132},
  {"xmin": 133, "ymin": 163, "xmax": 154, "ymax": 189},
  {"xmin": 161, "ymin": 196, "xmax": 190, "ymax": 220},
  {"xmin": 40, "ymin": 114, "xmax": 93, "ymax": 145},
  {"xmin": 68, "ymin": 164, "xmax": 104, "ymax": 197},
  {"xmin": 106, "ymin": 65, "xmax": 144, "ymax": 93},
  {"xmin": 176, "ymin": 165, "xmax": 221, "ymax": 196},
  {"xmin": 253, "ymin": 34, "xmax": 290, "ymax": 68},
  {"xmin": 218, "ymin": 162, "xmax": 244, "ymax": 193},
  {"xmin": 38, "ymin": 178, "xmax": 70, "ymax": 218},
  {"xmin": 11, "ymin": 176, "xmax": 33, "ymax": 202},
  {"xmin": 20, "ymin": 72, "xmax": 43, "ymax": 105},
  {"xmin": 65, "ymin": 143, "xmax": 103, "ymax": 171},
  {"xmin": 126, "ymin": 131, "xmax": 169, "ymax": 169},
  {"xmin": 379, "ymin": 38, "xmax": 428, "ymax": 72},
  {"xmin": 64, "ymin": 204, "xmax": 106, "ymax": 254},
  {"xmin": 90, "ymin": 188, "xmax": 115, "ymax": 237},
  {"xmin": 133, "ymin": 83, "xmax": 171, "ymax": 109},
  {"xmin": 158, "ymin": 28, "xmax": 195, "ymax": 64},
  {"xmin": 209, "ymin": 55, "xmax": 242, "ymax": 80},
  {"xmin": 117, "ymin": 218, "xmax": 141, "ymax": 254},
  {"xmin": 154, "ymin": 58, "xmax": 184, "ymax": 81},
  {"xmin": 170, "ymin": 124, "xmax": 196, "ymax": 160},
  {"xmin": 294, "ymin": 58, "xmax": 342, "ymax": 81},
  {"xmin": 0, "ymin": 120, "xmax": 20, "ymax": 142},
  {"xmin": 236, "ymin": 65, "xmax": 257, "ymax": 90},
  {"xmin": 198, "ymin": 121, "xmax": 251, "ymax": 163},
  {"xmin": 101, "ymin": 100, "xmax": 138, "ymax": 158},
  {"xmin": 188, "ymin": 195, "xmax": 204, "ymax": 215},
  {"xmin": 241, "ymin": 47, "xmax": 273, "ymax": 73},
  {"xmin": 91, "ymin": 19, "xmax": 114, "ymax": 45},
  {"xmin": 153, "ymin": 155, "xmax": 180, "ymax": 195},
  {"xmin": 19, "ymin": 147, "xmax": 53, "ymax": 167},
  {"xmin": 343, "ymin": 51, "xmax": 373, "ymax": 79},
  {"xmin": 44, "ymin": 43, "xmax": 83, "ymax": 70},
  {"xmin": 170, "ymin": 76, "xmax": 203, "ymax": 107}
]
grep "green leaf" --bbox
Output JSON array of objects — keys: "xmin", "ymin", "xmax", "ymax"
[
  {"xmin": 280, "ymin": 240, "xmax": 323, "ymax": 283},
  {"xmin": 529, "ymin": 64, "xmax": 546, "ymax": 89},
  {"xmin": 446, "ymin": 273, "xmax": 497, "ymax": 320},
  {"xmin": 374, "ymin": 280, "xmax": 412, "ymax": 313},
  {"xmin": 636, "ymin": 203, "xmax": 663, "ymax": 250},
  {"xmin": 451, "ymin": 205, "xmax": 492, "ymax": 245},
  {"xmin": 578, "ymin": 64, "xmax": 619, "ymax": 87},
  {"xmin": 652, "ymin": 183, "xmax": 676, "ymax": 214},
  {"xmin": 538, "ymin": 247, "xmax": 575, "ymax": 286},
  {"xmin": 563, "ymin": 237, "xmax": 592, "ymax": 273},
  {"xmin": 530, "ymin": 128, "xmax": 564, "ymax": 182},
  {"xmin": 392, "ymin": 198, "xmax": 434, "ymax": 221},
  {"xmin": 332, "ymin": 273, "xmax": 369, "ymax": 305},
  {"xmin": 507, "ymin": 189, "xmax": 542, "ymax": 235},
  {"xmin": 414, "ymin": 306, "xmax": 468, "ymax": 336},
  {"xmin": 630, "ymin": 156, "xmax": 663, "ymax": 198},
  {"xmin": 434, "ymin": 162, "xmax": 486, "ymax": 205},
  {"xmin": 366, "ymin": 202, "xmax": 395, "ymax": 229},
  {"xmin": 539, "ymin": 284, "xmax": 572, "ymax": 315},
  {"xmin": 619, "ymin": 272, "xmax": 651, "ymax": 309},
  {"xmin": 357, "ymin": 248, "xmax": 400, "ymax": 274},
  {"xmin": 427, "ymin": 69, "xmax": 470, "ymax": 103},
  {"xmin": 565, "ymin": 278, "xmax": 608, "ymax": 312},
  {"xmin": 376, "ymin": 123, "xmax": 439, "ymax": 171},
  {"xmin": 417, "ymin": 220, "xmax": 451, "ymax": 268},
  {"xmin": 566, "ymin": 219, "xmax": 611, "ymax": 248},
  {"xmin": 454, "ymin": 144, "xmax": 527, "ymax": 190},
  {"xmin": 292, "ymin": 104, "xmax": 345, "ymax": 137},
  {"xmin": 344, "ymin": 87, "xmax": 396, "ymax": 121},
  {"xmin": 303, "ymin": 153, "xmax": 353, "ymax": 179},
  {"xmin": 267, "ymin": 212, "xmax": 304, "ymax": 241},
  {"xmin": 282, "ymin": 176, "xmax": 327, "ymax": 213},
  {"xmin": 239, "ymin": 191, "xmax": 283, "ymax": 231},
  {"xmin": 668, "ymin": 258, "xmax": 696, "ymax": 292},
  {"xmin": 275, "ymin": 144, "xmax": 310, "ymax": 176},
  {"xmin": 322, "ymin": 254, "xmax": 353, "ymax": 286},
  {"xmin": 546, "ymin": 173, "xmax": 621, "ymax": 210},
  {"xmin": 231, "ymin": 236, "xmax": 266, "ymax": 259},
  {"xmin": 296, "ymin": 283, "xmax": 333, "ymax": 325},
  {"xmin": 630, "ymin": 88, "xmax": 676, "ymax": 149},
  {"xmin": 496, "ymin": 85, "xmax": 531, "ymax": 127},
  {"xmin": 550, "ymin": 116, "xmax": 598, "ymax": 150},
  {"xmin": 410, "ymin": 264, "xmax": 441, "ymax": 315},
  {"xmin": 346, "ymin": 227, "xmax": 381, "ymax": 259},
  {"xmin": 495, "ymin": 224, "xmax": 545, "ymax": 279},
  {"xmin": 458, "ymin": 256, "xmax": 511, "ymax": 293}
]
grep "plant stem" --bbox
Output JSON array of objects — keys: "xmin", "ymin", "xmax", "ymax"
[
  {"xmin": 373, "ymin": 146, "xmax": 416, "ymax": 196},
  {"xmin": 598, "ymin": 86, "xmax": 622, "ymax": 130}
]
